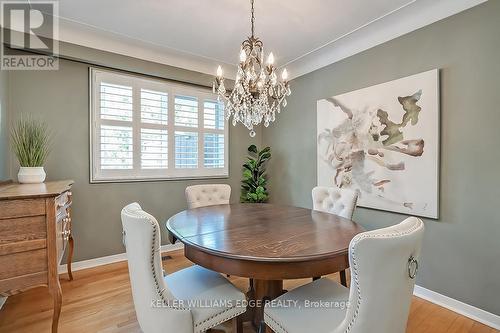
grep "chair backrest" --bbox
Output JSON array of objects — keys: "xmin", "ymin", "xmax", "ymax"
[
  {"xmin": 335, "ymin": 217, "xmax": 425, "ymax": 333},
  {"xmin": 185, "ymin": 184, "xmax": 231, "ymax": 209},
  {"xmin": 121, "ymin": 203, "xmax": 193, "ymax": 333},
  {"xmin": 312, "ymin": 186, "xmax": 358, "ymax": 219}
]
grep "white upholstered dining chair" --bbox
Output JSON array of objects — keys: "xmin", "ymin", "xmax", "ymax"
[
  {"xmin": 185, "ymin": 184, "xmax": 231, "ymax": 209},
  {"xmin": 312, "ymin": 186, "xmax": 359, "ymax": 285},
  {"xmin": 312, "ymin": 186, "xmax": 358, "ymax": 219},
  {"xmin": 184, "ymin": 184, "xmax": 235, "ymax": 280},
  {"xmin": 121, "ymin": 203, "xmax": 245, "ymax": 333},
  {"xmin": 168, "ymin": 184, "xmax": 232, "ymax": 244},
  {"xmin": 264, "ymin": 217, "xmax": 424, "ymax": 333}
]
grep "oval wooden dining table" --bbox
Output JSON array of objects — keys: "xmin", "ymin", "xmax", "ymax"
[{"xmin": 166, "ymin": 203, "xmax": 364, "ymax": 332}]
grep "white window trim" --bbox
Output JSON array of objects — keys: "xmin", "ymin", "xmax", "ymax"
[{"xmin": 89, "ymin": 68, "xmax": 229, "ymax": 183}]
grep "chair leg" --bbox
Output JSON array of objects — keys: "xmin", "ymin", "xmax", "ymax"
[
  {"xmin": 232, "ymin": 315, "xmax": 243, "ymax": 333},
  {"xmin": 340, "ymin": 270, "xmax": 347, "ymax": 287}
]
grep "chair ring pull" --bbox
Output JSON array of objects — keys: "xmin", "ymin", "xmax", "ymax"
[{"xmin": 408, "ymin": 256, "xmax": 418, "ymax": 279}]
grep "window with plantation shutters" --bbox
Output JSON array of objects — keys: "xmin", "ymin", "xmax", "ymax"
[{"xmin": 90, "ymin": 68, "xmax": 228, "ymax": 182}]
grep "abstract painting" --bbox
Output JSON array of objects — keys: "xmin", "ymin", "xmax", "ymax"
[{"xmin": 317, "ymin": 69, "xmax": 439, "ymax": 218}]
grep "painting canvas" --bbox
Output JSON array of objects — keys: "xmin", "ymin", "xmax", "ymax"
[{"xmin": 317, "ymin": 69, "xmax": 439, "ymax": 218}]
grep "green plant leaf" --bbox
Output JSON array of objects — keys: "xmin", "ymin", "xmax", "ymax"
[
  {"xmin": 258, "ymin": 147, "xmax": 271, "ymax": 156},
  {"xmin": 241, "ymin": 145, "xmax": 271, "ymax": 203},
  {"xmin": 248, "ymin": 145, "xmax": 258, "ymax": 154}
]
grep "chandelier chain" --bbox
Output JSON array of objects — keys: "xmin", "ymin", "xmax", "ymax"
[{"xmin": 250, "ymin": 0, "xmax": 255, "ymax": 37}]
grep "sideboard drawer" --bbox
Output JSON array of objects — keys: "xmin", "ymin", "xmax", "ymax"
[
  {"xmin": 0, "ymin": 215, "xmax": 46, "ymax": 245},
  {"xmin": 0, "ymin": 199, "xmax": 45, "ymax": 219},
  {"xmin": 0, "ymin": 248, "xmax": 48, "ymax": 280}
]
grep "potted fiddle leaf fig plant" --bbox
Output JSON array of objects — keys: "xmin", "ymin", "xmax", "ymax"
[
  {"xmin": 11, "ymin": 116, "xmax": 51, "ymax": 184},
  {"xmin": 241, "ymin": 144, "xmax": 271, "ymax": 203}
]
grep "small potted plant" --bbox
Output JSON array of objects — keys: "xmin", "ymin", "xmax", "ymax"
[
  {"xmin": 241, "ymin": 145, "xmax": 271, "ymax": 202},
  {"xmin": 11, "ymin": 116, "xmax": 51, "ymax": 184}
]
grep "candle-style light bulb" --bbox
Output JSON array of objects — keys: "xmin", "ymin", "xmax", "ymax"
[
  {"xmin": 281, "ymin": 68, "xmax": 288, "ymax": 81},
  {"xmin": 267, "ymin": 52, "xmax": 274, "ymax": 65},
  {"xmin": 239, "ymin": 49, "xmax": 247, "ymax": 62},
  {"xmin": 216, "ymin": 65, "xmax": 223, "ymax": 78}
]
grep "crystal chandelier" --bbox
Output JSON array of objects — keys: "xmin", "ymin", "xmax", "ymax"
[{"xmin": 213, "ymin": 0, "xmax": 291, "ymax": 137}]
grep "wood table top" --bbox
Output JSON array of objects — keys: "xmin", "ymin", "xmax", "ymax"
[
  {"xmin": 0, "ymin": 180, "xmax": 74, "ymax": 200},
  {"xmin": 167, "ymin": 203, "xmax": 365, "ymax": 263}
]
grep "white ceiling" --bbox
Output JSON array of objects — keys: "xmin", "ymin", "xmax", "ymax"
[{"xmin": 28, "ymin": 0, "xmax": 487, "ymax": 79}]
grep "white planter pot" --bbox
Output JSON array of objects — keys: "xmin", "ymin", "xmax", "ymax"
[{"xmin": 17, "ymin": 167, "xmax": 46, "ymax": 184}]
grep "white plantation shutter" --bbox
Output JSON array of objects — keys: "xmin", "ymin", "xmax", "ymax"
[
  {"xmin": 204, "ymin": 133, "xmax": 224, "ymax": 168},
  {"xmin": 175, "ymin": 95, "xmax": 198, "ymax": 127},
  {"xmin": 141, "ymin": 128, "xmax": 168, "ymax": 169},
  {"xmin": 90, "ymin": 68, "xmax": 228, "ymax": 182},
  {"xmin": 100, "ymin": 83, "xmax": 133, "ymax": 121},
  {"xmin": 100, "ymin": 125, "xmax": 133, "ymax": 169},
  {"xmin": 141, "ymin": 89, "xmax": 168, "ymax": 125},
  {"xmin": 203, "ymin": 100, "xmax": 224, "ymax": 130},
  {"xmin": 175, "ymin": 131, "xmax": 198, "ymax": 168}
]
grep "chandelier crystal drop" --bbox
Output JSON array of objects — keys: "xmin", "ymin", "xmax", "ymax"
[{"xmin": 213, "ymin": 0, "xmax": 291, "ymax": 137}]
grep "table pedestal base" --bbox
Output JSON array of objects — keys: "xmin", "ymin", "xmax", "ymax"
[{"xmin": 242, "ymin": 279, "xmax": 283, "ymax": 333}]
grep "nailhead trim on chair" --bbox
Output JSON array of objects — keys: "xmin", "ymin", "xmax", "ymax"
[
  {"xmin": 264, "ymin": 311, "xmax": 289, "ymax": 333},
  {"xmin": 143, "ymin": 213, "xmax": 188, "ymax": 311},
  {"xmin": 194, "ymin": 307, "xmax": 247, "ymax": 333},
  {"xmin": 263, "ymin": 218, "xmax": 423, "ymax": 333},
  {"xmin": 344, "ymin": 218, "xmax": 423, "ymax": 333},
  {"xmin": 145, "ymin": 211, "xmax": 245, "ymax": 330}
]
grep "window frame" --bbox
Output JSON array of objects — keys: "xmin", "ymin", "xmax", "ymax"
[{"xmin": 89, "ymin": 68, "xmax": 229, "ymax": 183}]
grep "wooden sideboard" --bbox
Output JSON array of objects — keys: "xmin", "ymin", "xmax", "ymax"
[{"xmin": 0, "ymin": 180, "xmax": 74, "ymax": 333}]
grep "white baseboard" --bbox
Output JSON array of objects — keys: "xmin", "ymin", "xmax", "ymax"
[
  {"xmin": 413, "ymin": 285, "xmax": 500, "ymax": 330},
  {"xmin": 57, "ymin": 242, "xmax": 184, "ymax": 274},
  {"xmin": 57, "ymin": 247, "xmax": 497, "ymax": 330}
]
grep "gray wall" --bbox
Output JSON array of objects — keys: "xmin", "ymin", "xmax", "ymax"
[
  {"xmin": 263, "ymin": 1, "xmax": 500, "ymax": 315},
  {"xmin": 9, "ymin": 43, "xmax": 260, "ymax": 261},
  {"xmin": 0, "ymin": 48, "xmax": 9, "ymax": 180}
]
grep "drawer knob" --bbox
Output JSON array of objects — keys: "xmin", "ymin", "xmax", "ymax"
[{"xmin": 63, "ymin": 229, "xmax": 71, "ymax": 240}]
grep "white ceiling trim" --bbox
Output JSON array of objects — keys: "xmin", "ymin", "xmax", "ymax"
[
  {"xmin": 20, "ymin": 0, "xmax": 488, "ymax": 80},
  {"xmin": 59, "ymin": 18, "xmax": 236, "ymax": 77},
  {"xmin": 285, "ymin": 0, "xmax": 488, "ymax": 79},
  {"xmin": 55, "ymin": 19, "xmax": 238, "ymax": 78},
  {"xmin": 282, "ymin": 0, "xmax": 417, "ymax": 69}
]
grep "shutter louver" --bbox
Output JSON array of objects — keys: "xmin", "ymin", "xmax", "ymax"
[
  {"xmin": 141, "ymin": 128, "xmax": 168, "ymax": 169},
  {"xmin": 100, "ymin": 82, "xmax": 133, "ymax": 121},
  {"xmin": 141, "ymin": 89, "xmax": 168, "ymax": 125},
  {"xmin": 204, "ymin": 133, "xmax": 224, "ymax": 168},
  {"xmin": 175, "ymin": 95, "xmax": 198, "ymax": 127},
  {"xmin": 175, "ymin": 131, "xmax": 198, "ymax": 168},
  {"xmin": 100, "ymin": 125, "xmax": 133, "ymax": 169},
  {"xmin": 204, "ymin": 100, "xmax": 224, "ymax": 130}
]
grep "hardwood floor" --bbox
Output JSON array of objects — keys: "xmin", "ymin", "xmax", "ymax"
[{"xmin": 0, "ymin": 249, "xmax": 496, "ymax": 333}]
